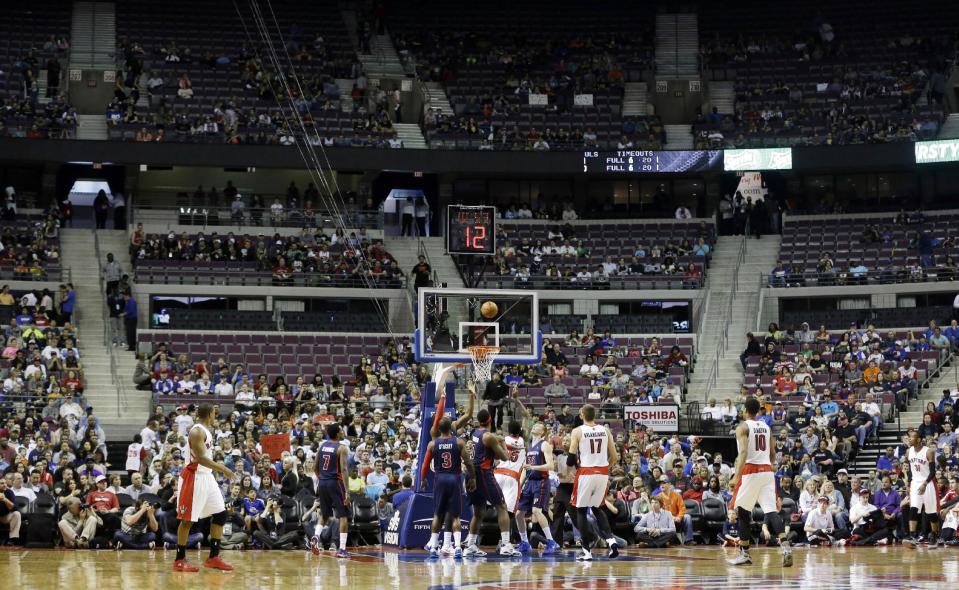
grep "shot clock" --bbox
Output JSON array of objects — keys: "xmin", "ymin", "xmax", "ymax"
[{"xmin": 447, "ymin": 205, "xmax": 496, "ymax": 255}]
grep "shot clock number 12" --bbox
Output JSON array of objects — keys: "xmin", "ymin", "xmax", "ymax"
[{"xmin": 446, "ymin": 205, "xmax": 496, "ymax": 255}]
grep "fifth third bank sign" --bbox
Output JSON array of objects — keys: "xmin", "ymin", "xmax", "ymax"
[{"xmin": 624, "ymin": 405, "xmax": 680, "ymax": 432}]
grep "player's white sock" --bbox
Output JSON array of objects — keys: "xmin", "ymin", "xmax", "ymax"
[
  {"xmin": 339, "ymin": 533, "xmax": 348, "ymax": 551},
  {"xmin": 443, "ymin": 532, "xmax": 452, "ymax": 547},
  {"xmin": 453, "ymin": 531, "xmax": 462, "ymax": 549},
  {"xmin": 500, "ymin": 532, "xmax": 511, "ymax": 545},
  {"xmin": 429, "ymin": 533, "xmax": 439, "ymax": 549},
  {"xmin": 466, "ymin": 533, "xmax": 477, "ymax": 546},
  {"xmin": 519, "ymin": 532, "xmax": 528, "ymax": 543},
  {"xmin": 606, "ymin": 537, "xmax": 617, "ymax": 547},
  {"xmin": 542, "ymin": 526, "xmax": 554, "ymax": 541}
]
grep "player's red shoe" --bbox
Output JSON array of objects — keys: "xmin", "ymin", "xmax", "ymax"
[
  {"xmin": 173, "ymin": 560, "xmax": 199, "ymax": 572},
  {"xmin": 204, "ymin": 556, "xmax": 235, "ymax": 571}
]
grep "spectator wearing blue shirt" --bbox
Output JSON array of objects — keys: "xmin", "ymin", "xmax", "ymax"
[
  {"xmin": 944, "ymin": 320, "xmax": 959, "ymax": 348},
  {"xmin": 391, "ymin": 475, "xmax": 414, "ymax": 509},
  {"xmin": 122, "ymin": 291, "xmax": 137, "ymax": 352},
  {"xmin": 875, "ymin": 447, "xmax": 895, "ymax": 473},
  {"xmin": 61, "ymin": 283, "xmax": 76, "ymax": 322},
  {"xmin": 242, "ymin": 488, "xmax": 265, "ymax": 530}
]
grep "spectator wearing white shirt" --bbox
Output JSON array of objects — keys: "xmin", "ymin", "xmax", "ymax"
[
  {"xmin": 896, "ymin": 358, "xmax": 918, "ymax": 399},
  {"xmin": 579, "ymin": 356, "xmax": 600, "ymax": 377},
  {"xmin": 23, "ymin": 357, "xmax": 46, "ymax": 381},
  {"xmin": 702, "ymin": 399, "xmax": 724, "ymax": 421},
  {"xmin": 601, "ymin": 256, "xmax": 619, "ymax": 276},
  {"xmin": 176, "ymin": 372, "xmax": 196, "ymax": 395},
  {"xmin": 674, "ymin": 206, "xmax": 692, "ymax": 219},
  {"xmin": 214, "ymin": 375, "xmax": 234, "ymax": 397},
  {"xmin": 561, "ymin": 204, "xmax": 578, "ymax": 221},
  {"xmin": 862, "ymin": 393, "xmax": 883, "ymax": 437},
  {"xmin": 803, "ymin": 496, "xmax": 840, "ymax": 544},
  {"xmin": 10, "ymin": 473, "xmax": 36, "ymax": 503}
]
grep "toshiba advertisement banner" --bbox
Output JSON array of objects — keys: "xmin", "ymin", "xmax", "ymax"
[{"xmin": 624, "ymin": 405, "xmax": 680, "ymax": 432}]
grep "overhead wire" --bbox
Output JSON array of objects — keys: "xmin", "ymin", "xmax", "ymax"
[{"xmin": 232, "ymin": 0, "xmax": 403, "ymax": 350}]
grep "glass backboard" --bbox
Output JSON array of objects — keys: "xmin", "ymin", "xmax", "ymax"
[{"xmin": 414, "ymin": 287, "xmax": 541, "ymax": 364}]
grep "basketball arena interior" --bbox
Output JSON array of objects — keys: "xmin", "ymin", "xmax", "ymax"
[{"xmin": 1, "ymin": 0, "xmax": 959, "ymax": 588}]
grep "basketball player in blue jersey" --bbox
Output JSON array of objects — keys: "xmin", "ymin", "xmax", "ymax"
[
  {"xmin": 464, "ymin": 406, "xmax": 521, "ymax": 557},
  {"xmin": 310, "ymin": 424, "xmax": 351, "ymax": 558},
  {"xmin": 423, "ymin": 381, "xmax": 475, "ymax": 555},
  {"xmin": 518, "ymin": 420, "xmax": 560, "ymax": 554},
  {"xmin": 421, "ymin": 416, "xmax": 475, "ymax": 559}
]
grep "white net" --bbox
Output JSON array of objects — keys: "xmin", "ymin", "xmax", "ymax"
[{"xmin": 466, "ymin": 345, "xmax": 500, "ymax": 383}]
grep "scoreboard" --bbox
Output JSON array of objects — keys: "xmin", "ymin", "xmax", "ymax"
[{"xmin": 583, "ymin": 150, "xmax": 723, "ymax": 174}]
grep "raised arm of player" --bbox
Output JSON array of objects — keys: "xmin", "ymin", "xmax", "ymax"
[
  {"xmin": 451, "ymin": 381, "xmax": 476, "ymax": 433},
  {"xmin": 337, "ymin": 444, "xmax": 351, "ymax": 506},
  {"xmin": 510, "ymin": 385, "xmax": 531, "ymax": 435},
  {"xmin": 730, "ymin": 421, "xmax": 750, "ymax": 488},
  {"xmin": 484, "ymin": 431, "xmax": 509, "ymax": 461},
  {"xmin": 460, "ymin": 438, "xmax": 476, "ymax": 492},
  {"xmin": 188, "ymin": 427, "xmax": 232, "ymax": 479},
  {"xmin": 605, "ymin": 426, "xmax": 619, "ymax": 465}
]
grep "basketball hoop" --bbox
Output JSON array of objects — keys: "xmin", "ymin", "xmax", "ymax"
[{"xmin": 465, "ymin": 345, "xmax": 500, "ymax": 383}]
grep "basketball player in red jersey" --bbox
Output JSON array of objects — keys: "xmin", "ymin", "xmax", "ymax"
[
  {"xmin": 173, "ymin": 404, "xmax": 235, "ymax": 572},
  {"xmin": 728, "ymin": 397, "xmax": 791, "ymax": 567}
]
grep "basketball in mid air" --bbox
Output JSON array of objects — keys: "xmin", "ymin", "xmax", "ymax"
[{"xmin": 480, "ymin": 301, "xmax": 498, "ymax": 319}]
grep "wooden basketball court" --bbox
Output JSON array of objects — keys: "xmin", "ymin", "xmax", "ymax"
[{"xmin": 0, "ymin": 545, "xmax": 951, "ymax": 589}]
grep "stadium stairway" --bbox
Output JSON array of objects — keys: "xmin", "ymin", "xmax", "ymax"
[
  {"xmin": 70, "ymin": 1, "xmax": 116, "ymax": 71},
  {"xmin": 76, "ymin": 115, "xmax": 108, "ymax": 140},
  {"xmin": 359, "ymin": 34, "xmax": 407, "ymax": 79},
  {"xmin": 393, "ymin": 123, "xmax": 427, "ymax": 148},
  {"xmin": 690, "ymin": 235, "xmax": 781, "ymax": 403},
  {"xmin": 852, "ymin": 352, "xmax": 955, "ymax": 475},
  {"xmin": 655, "ymin": 13, "xmax": 699, "ymax": 79},
  {"xmin": 664, "ymin": 124, "xmax": 694, "ymax": 149},
  {"xmin": 423, "ymin": 82, "xmax": 454, "ymax": 117},
  {"xmin": 708, "ymin": 81, "xmax": 736, "ymax": 115},
  {"xmin": 622, "ymin": 82, "xmax": 649, "ymax": 117},
  {"xmin": 939, "ymin": 113, "xmax": 959, "ymax": 139},
  {"xmin": 386, "ymin": 236, "xmax": 466, "ymax": 290},
  {"xmin": 335, "ymin": 78, "xmax": 355, "ymax": 112},
  {"xmin": 60, "ymin": 229, "xmax": 150, "ymax": 439}
]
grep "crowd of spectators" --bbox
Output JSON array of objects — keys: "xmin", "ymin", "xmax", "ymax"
[
  {"xmin": 130, "ymin": 226, "xmax": 403, "ymax": 287},
  {"xmin": 490, "ymin": 220, "xmax": 711, "ymax": 287},
  {"xmin": 108, "ymin": 8, "xmax": 402, "ymax": 148},
  {"xmin": 0, "ymin": 16, "xmax": 75, "ymax": 141},
  {"xmin": 737, "ymin": 321, "xmax": 945, "ymax": 409},
  {"xmin": 772, "ymin": 212, "xmax": 959, "ymax": 287}
]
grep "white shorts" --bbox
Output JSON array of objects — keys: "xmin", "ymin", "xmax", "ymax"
[
  {"xmin": 571, "ymin": 469, "xmax": 609, "ymax": 508},
  {"xmin": 910, "ymin": 481, "xmax": 939, "ymax": 514},
  {"xmin": 177, "ymin": 468, "xmax": 225, "ymax": 522},
  {"xmin": 732, "ymin": 467, "xmax": 777, "ymax": 513},
  {"xmin": 494, "ymin": 470, "xmax": 521, "ymax": 513}
]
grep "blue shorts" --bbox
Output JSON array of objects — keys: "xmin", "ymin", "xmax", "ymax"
[
  {"xmin": 518, "ymin": 478, "xmax": 551, "ymax": 513},
  {"xmin": 468, "ymin": 468, "xmax": 504, "ymax": 507},
  {"xmin": 316, "ymin": 479, "xmax": 351, "ymax": 519},
  {"xmin": 433, "ymin": 473, "xmax": 464, "ymax": 516}
]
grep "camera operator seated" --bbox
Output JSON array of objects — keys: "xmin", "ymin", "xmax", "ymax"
[
  {"xmin": 113, "ymin": 498, "xmax": 159, "ymax": 549},
  {"xmin": 252, "ymin": 497, "xmax": 298, "ymax": 549},
  {"xmin": 59, "ymin": 497, "xmax": 102, "ymax": 548}
]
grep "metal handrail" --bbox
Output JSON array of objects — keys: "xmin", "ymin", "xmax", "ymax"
[
  {"xmin": 132, "ymin": 204, "xmax": 384, "ymax": 231},
  {"xmin": 133, "ymin": 266, "xmax": 407, "ymax": 288},
  {"xmin": 94, "ymin": 231, "xmax": 124, "ymax": 418},
  {"xmin": 761, "ymin": 268, "xmax": 959, "ymax": 288}
]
